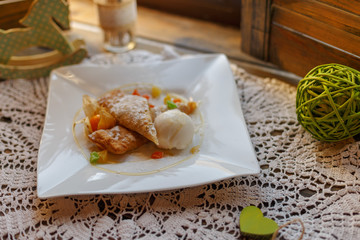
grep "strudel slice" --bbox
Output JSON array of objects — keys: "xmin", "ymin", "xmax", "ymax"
[
  {"xmin": 88, "ymin": 125, "xmax": 148, "ymax": 154},
  {"xmin": 99, "ymin": 92, "xmax": 159, "ymax": 145}
]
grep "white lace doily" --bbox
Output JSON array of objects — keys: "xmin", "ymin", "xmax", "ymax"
[{"xmin": 1, "ymin": 49, "xmax": 359, "ymax": 239}]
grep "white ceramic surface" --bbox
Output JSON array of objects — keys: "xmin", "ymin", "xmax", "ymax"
[{"xmin": 37, "ymin": 54, "xmax": 260, "ymax": 198}]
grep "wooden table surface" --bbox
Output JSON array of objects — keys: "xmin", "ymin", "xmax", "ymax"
[{"xmin": 69, "ymin": 0, "xmax": 300, "ymax": 84}]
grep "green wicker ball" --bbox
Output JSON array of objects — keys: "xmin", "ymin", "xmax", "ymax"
[{"xmin": 296, "ymin": 63, "xmax": 360, "ymax": 142}]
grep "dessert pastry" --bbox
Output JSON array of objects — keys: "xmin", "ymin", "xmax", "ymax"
[
  {"xmin": 78, "ymin": 86, "xmax": 199, "ymax": 164},
  {"xmin": 154, "ymin": 109, "xmax": 195, "ymax": 150},
  {"xmin": 88, "ymin": 125, "xmax": 148, "ymax": 154},
  {"xmin": 99, "ymin": 93, "xmax": 159, "ymax": 145},
  {"xmin": 150, "ymin": 105, "xmax": 167, "ymax": 121},
  {"xmin": 82, "ymin": 95, "xmax": 117, "ymax": 133},
  {"xmin": 98, "ymin": 89, "xmax": 124, "ymax": 109}
]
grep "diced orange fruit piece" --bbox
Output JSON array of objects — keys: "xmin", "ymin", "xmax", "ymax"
[
  {"xmin": 132, "ymin": 89, "xmax": 140, "ymax": 96},
  {"xmin": 151, "ymin": 86, "xmax": 162, "ymax": 98},
  {"xmin": 90, "ymin": 114, "xmax": 101, "ymax": 132},
  {"xmin": 187, "ymin": 101, "xmax": 197, "ymax": 114},
  {"xmin": 142, "ymin": 94, "xmax": 150, "ymax": 100},
  {"xmin": 97, "ymin": 108, "xmax": 116, "ymax": 130},
  {"xmin": 151, "ymin": 151, "xmax": 164, "ymax": 159},
  {"xmin": 163, "ymin": 95, "xmax": 171, "ymax": 104}
]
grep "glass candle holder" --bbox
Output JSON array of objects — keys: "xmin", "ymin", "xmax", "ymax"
[{"xmin": 95, "ymin": 0, "xmax": 137, "ymax": 53}]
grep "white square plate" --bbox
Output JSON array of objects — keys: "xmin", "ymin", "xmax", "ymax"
[{"xmin": 37, "ymin": 54, "xmax": 259, "ymax": 198}]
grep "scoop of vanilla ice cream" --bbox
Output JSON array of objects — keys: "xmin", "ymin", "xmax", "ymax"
[{"xmin": 154, "ymin": 109, "xmax": 195, "ymax": 149}]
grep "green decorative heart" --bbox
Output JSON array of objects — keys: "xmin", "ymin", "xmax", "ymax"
[{"xmin": 240, "ymin": 206, "xmax": 279, "ymax": 240}]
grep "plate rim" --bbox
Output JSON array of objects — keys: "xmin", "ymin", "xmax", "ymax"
[{"xmin": 37, "ymin": 53, "xmax": 260, "ymax": 198}]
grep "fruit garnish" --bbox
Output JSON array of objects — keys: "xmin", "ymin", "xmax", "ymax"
[
  {"xmin": 90, "ymin": 151, "xmax": 100, "ymax": 164},
  {"xmin": 90, "ymin": 114, "xmax": 101, "ymax": 132},
  {"xmin": 142, "ymin": 94, "xmax": 150, "ymax": 100},
  {"xmin": 90, "ymin": 150, "xmax": 108, "ymax": 164},
  {"xmin": 132, "ymin": 89, "xmax": 140, "ymax": 96},
  {"xmin": 97, "ymin": 108, "xmax": 116, "ymax": 130},
  {"xmin": 166, "ymin": 100, "xmax": 178, "ymax": 109},
  {"xmin": 151, "ymin": 86, "xmax": 161, "ymax": 98},
  {"xmin": 190, "ymin": 145, "xmax": 200, "ymax": 154},
  {"xmin": 187, "ymin": 101, "xmax": 197, "ymax": 114},
  {"xmin": 151, "ymin": 151, "xmax": 164, "ymax": 159},
  {"xmin": 163, "ymin": 94, "xmax": 171, "ymax": 104},
  {"xmin": 83, "ymin": 95, "xmax": 100, "ymax": 119}
]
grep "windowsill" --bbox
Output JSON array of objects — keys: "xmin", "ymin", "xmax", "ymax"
[
  {"xmin": 69, "ymin": 0, "xmax": 300, "ymax": 84},
  {"xmin": 70, "ymin": 0, "xmax": 247, "ymax": 61}
]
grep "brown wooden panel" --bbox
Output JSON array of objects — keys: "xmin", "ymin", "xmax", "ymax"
[
  {"xmin": 317, "ymin": 0, "xmax": 360, "ymax": 16},
  {"xmin": 137, "ymin": 0, "xmax": 240, "ymax": 27},
  {"xmin": 0, "ymin": 0, "xmax": 33, "ymax": 29},
  {"xmin": 0, "ymin": 1, "xmax": 30, "ymax": 15},
  {"xmin": 269, "ymin": 24, "xmax": 360, "ymax": 77},
  {"xmin": 0, "ymin": 12, "xmax": 27, "ymax": 29},
  {"xmin": 272, "ymin": 5, "xmax": 360, "ymax": 57},
  {"xmin": 272, "ymin": 0, "xmax": 360, "ymax": 35},
  {"xmin": 241, "ymin": 0, "xmax": 271, "ymax": 60}
]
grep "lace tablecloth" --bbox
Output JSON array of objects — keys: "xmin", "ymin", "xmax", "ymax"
[{"xmin": 1, "ymin": 49, "xmax": 360, "ymax": 239}]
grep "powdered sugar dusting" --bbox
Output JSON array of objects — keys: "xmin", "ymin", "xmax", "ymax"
[
  {"xmin": 88, "ymin": 125, "xmax": 147, "ymax": 154},
  {"xmin": 100, "ymin": 93, "xmax": 158, "ymax": 144}
]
